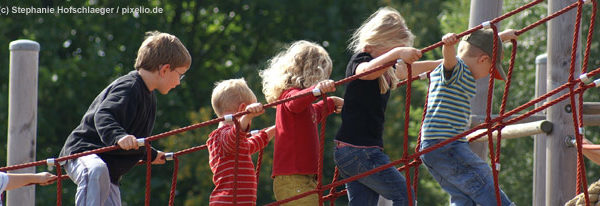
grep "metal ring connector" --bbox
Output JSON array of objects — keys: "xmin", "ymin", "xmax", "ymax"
[
  {"xmin": 312, "ymin": 88, "xmax": 322, "ymax": 97},
  {"xmin": 224, "ymin": 114, "xmax": 234, "ymax": 122},
  {"xmin": 481, "ymin": 21, "xmax": 492, "ymax": 29},
  {"xmin": 165, "ymin": 152, "xmax": 174, "ymax": 161}
]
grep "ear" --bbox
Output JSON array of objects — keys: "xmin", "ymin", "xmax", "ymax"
[
  {"xmin": 478, "ymin": 55, "xmax": 490, "ymax": 64},
  {"xmin": 159, "ymin": 64, "xmax": 171, "ymax": 76},
  {"xmin": 237, "ymin": 103, "xmax": 247, "ymax": 112}
]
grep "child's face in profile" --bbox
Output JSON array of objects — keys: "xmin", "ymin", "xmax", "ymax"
[{"xmin": 157, "ymin": 65, "xmax": 189, "ymax": 94}]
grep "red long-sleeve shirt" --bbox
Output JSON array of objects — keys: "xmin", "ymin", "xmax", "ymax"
[
  {"xmin": 272, "ymin": 86, "xmax": 335, "ymax": 177},
  {"xmin": 207, "ymin": 124, "xmax": 270, "ymax": 206}
]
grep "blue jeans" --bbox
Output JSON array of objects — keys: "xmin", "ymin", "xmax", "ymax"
[
  {"xmin": 334, "ymin": 146, "xmax": 411, "ymax": 206},
  {"xmin": 420, "ymin": 139, "xmax": 514, "ymax": 206}
]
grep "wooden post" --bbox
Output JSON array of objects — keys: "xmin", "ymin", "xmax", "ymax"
[
  {"xmin": 533, "ymin": 54, "xmax": 547, "ymax": 206},
  {"xmin": 546, "ymin": 0, "xmax": 580, "ymax": 204},
  {"xmin": 467, "ymin": 0, "xmax": 502, "ymax": 160},
  {"xmin": 7, "ymin": 40, "xmax": 39, "ymax": 206}
]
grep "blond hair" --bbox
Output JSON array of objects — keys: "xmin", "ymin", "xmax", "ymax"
[
  {"xmin": 349, "ymin": 7, "xmax": 415, "ymax": 94},
  {"xmin": 260, "ymin": 40, "xmax": 332, "ymax": 103},
  {"xmin": 211, "ymin": 78, "xmax": 257, "ymax": 117},
  {"xmin": 135, "ymin": 31, "xmax": 192, "ymax": 71}
]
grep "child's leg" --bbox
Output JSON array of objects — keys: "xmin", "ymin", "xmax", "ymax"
[
  {"xmin": 421, "ymin": 140, "xmax": 475, "ymax": 206},
  {"xmin": 334, "ymin": 146, "xmax": 410, "ymax": 206},
  {"xmin": 450, "ymin": 143, "xmax": 512, "ymax": 206},
  {"xmin": 65, "ymin": 154, "xmax": 120, "ymax": 206},
  {"xmin": 421, "ymin": 140, "xmax": 513, "ymax": 206},
  {"xmin": 273, "ymin": 174, "xmax": 319, "ymax": 206}
]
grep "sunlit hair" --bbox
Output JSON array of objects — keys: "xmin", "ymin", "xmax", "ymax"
[
  {"xmin": 259, "ymin": 40, "xmax": 332, "ymax": 103},
  {"xmin": 135, "ymin": 31, "xmax": 192, "ymax": 71},
  {"xmin": 211, "ymin": 78, "xmax": 257, "ymax": 117},
  {"xmin": 349, "ymin": 7, "xmax": 415, "ymax": 94}
]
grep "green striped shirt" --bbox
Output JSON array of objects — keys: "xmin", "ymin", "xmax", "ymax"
[{"xmin": 421, "ymin": 58, "xmax": 476, "ymax": 141}]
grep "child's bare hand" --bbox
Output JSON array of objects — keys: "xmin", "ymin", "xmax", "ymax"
[
  {"xmin": 316, "ymin": 80, "xmax": 336, "ymax": 94},
  {"xmin": 329, "ymin": 96, "xmax": 344, "ymax": 114},
  {"xmin": 152, "ymin": 151, "xmax": 166, "ymax": 165},
  {"xmin": 245, "ymin": 103, "xmax": 265, "ymax": 117},
  {"xmin": 442, "ymin": 33, "xmax": 459, "ymax": 46},
  {"xmin": 395, "ymin": 47, "xmax": 422, "ymax": 64},
  {"xmin": 499, "ymin": 29, "xmax": 518, "ymax": 42},
  {"xmin": 35, "ymin": 172, "xmax": 57, "ymax": 186},
  {"xmin": 117, "ymin": 135, "xmax": 139, "ymax": 150}
]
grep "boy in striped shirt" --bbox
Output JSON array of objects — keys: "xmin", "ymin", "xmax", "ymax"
[
  {"xmin": 419, "ymin": 28, "xmax": 517, "ymax": 206},
  {"xmin": 207, "ymin": 78, "xmax": 275, "ymax": 205}
]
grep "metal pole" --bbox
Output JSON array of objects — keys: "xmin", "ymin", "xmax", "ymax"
[
  {"xmin": 546, "ymin": 0, "xmax": 581, "ymax": 204},
  {"xmin": 7, "ymin": 40, "xmax": 39, "ymax": 206},
  {"xmin": 533, "ymin": 53, "xmax": 547, "ymax": 206}
]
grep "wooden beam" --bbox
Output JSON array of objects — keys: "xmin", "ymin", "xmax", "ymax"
[
  {"xmin": 468, "ymin": 120, "xmax": 553, "ymax": 142},
  {"xmin": 583, "ymin": 102, "xmax": 600, "ymax": 115},
  {"xmin": 469, "ymin": 114, "xmax": 546, "ymax": 127}
]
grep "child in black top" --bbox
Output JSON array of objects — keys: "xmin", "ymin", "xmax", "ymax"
[
  {"xmin": 59, "ymin": 31, "xmax": 191, "ymax": 205},
  {"xmin": 334, "ymin": 7, "xmax": 439, "ymax": 206}
]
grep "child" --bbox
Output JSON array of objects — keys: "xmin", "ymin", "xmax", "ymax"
[
  {"xmin": 59, "ymin": 31, "xmax": 191, "ymax": 205},
  {"xmin": 419, "ymin": 28, "xmax": 517, "ymax": 206},
  {"xmin": 259, "ymin": 40, "xmax": 344, "ymax": 205},
  {"xmin": 334, "ymin": 7, "xmax": 440, "ymax": 206},
  {"xmin": 207, "ymin": 78, "xmax": 276, "ymax": 206}
]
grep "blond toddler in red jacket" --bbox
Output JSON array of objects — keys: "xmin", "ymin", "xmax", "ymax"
[{"xmin": 259, "ymin": 40, "xmax": 344, "ymax": 205}]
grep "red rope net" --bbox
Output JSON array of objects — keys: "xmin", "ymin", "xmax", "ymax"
[{"xmin": 2, "ymin": 1, "xmax": 599, "ymax": 205}]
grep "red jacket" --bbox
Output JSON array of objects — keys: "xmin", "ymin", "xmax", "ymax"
[{"xmin": 272, "ymin": 86, "xmax": 335, "ymax": 177}]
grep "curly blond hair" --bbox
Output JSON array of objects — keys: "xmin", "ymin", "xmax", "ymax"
[
  {"xmin": 349, "ymin": 7, "xmax": 414, "ymax": 94},
  {"xmin": 260, "ymin": 40, "xmax": 332, "ymax": 103}
]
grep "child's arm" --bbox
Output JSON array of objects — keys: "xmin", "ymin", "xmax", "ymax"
[
  {"xmin": 5, "ymin": 172, "xmax": 56, "ymax": 190},
  {"xmin": 441, "ymin": 33, "xmax": 459, "ymax": 70},
  {"xmin": 395, "ymin": 59, "xmax": 443, "ymax": 79},
  {"xmin": 499, "ymin": 29, "xmax": 517, "ymax": 42},
  {"xmin": 238, "ymin": 103, "xmax": 265, "ymax": 131},
  {"xmin": 313, "ymin": 96, "xmax": 344, "ymax": 122},
  {"xmin": 356, "ymin": 47, "xmax": 422, "ymax": 80},
  {"xmin": 243, "ymin": 125, "xmax": 276, "ymax": 154},
  {"xmin": 284, "ymin": 80, "xmax": 335, "ymax": 113}
]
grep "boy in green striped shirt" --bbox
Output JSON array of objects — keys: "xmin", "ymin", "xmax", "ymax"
[{"xmin": 419, "ymin": 28, "xmax": 517, "ymax": 206}]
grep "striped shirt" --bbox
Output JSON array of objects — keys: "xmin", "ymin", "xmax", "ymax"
[
  {"xmin": 421, "ymin": 58, "xmax": 476, "ymax": 141},
  {"xmin": 207, "ymin": 124, "xmax": 270, "ymax": 206}
]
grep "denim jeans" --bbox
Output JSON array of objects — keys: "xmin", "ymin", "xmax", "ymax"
[
  {"xmin": 420, "ymin": 139, "xmax": 514, "ymax": 206},
  {"xmin": 65, "ymin": 154, "xmax": 121, "ymax": 206},
  {"xmin": 334, "ymin": 146, "xmax": 411, "ymax": 206}
]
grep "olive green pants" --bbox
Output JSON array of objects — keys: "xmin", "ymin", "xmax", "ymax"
[{"xmin": 273, "ymin": 174, "xmax": 319, "ymax": 206}]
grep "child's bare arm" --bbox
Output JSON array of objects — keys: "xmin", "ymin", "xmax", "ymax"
[
  {"xmin": 442, "ymin": 33, "xmax": 459, "ymax": 70},
  {"xmin": 238, "ymin": 103, "xmax": 264, "ymax": 131},
  {"xmin": 264, "ymin": 125, "xmax": 276, "ymax": 141},
  {"xmin": 356, "ymin": 47, "xmax": 422, "ymax": 80},
  {"xmin": 6, "ymin": 172, "xmax": 56, "ymax": 190},
  {"xmin": 395, "ymin": 59, "xmax": 443, "ymax": 79},
  {"xmin": 499, "ymin": 29, "xmax": 518, "ymax": 42}
]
